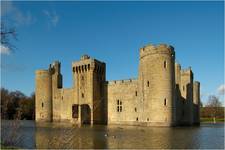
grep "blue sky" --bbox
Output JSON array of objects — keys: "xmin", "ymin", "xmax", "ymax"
[{"xmin": 1, "ymin": 1, "xmax": 224, "ymax": 105}]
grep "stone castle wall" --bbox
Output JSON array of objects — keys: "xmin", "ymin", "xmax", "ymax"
[
  {"xmin": 107, "ymin": 79, "xmax": 139, "ymax": 125},
  {"xmin": 35, "ymin": 43, "xmax": 200, "ymax": 126}
]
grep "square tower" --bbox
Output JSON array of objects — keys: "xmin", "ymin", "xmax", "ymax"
[{"xmin": 72, "ymin": 55, "xmax": 107, "ymax": 124}]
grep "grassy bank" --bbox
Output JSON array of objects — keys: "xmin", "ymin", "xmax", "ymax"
[{"xmin": 200, "ymin": 117, "xmax": 224, "ymax": 123}]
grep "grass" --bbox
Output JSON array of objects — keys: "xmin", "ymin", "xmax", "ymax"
[{"xmin": 200, "ymin": 117, "xmax": 224, "ymax": 123}]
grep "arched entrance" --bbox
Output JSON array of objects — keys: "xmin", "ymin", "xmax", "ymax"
[{"xmin": 81, "ymin": 104, "xmax": 91, "ymax": 124}]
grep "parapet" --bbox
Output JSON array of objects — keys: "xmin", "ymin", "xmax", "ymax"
[
  {"xmin": 52, "ymin": 61, "xmax": 60, "ymax": 66},
  {"xmin": 181, "ymin": 67, "xmax": 194, "ymax": 81},
  {"xmin": 108, "ymin": 78, "xmax": 137, "ymax": 85},
  {"xmin": 81, "ymin": 55, "xmax": 90, "ymax": 60},
  {"xmin": 35, "ymin": 69, "xmax": 50, "ymax": 75},
  {"xmin": 140, "ymin": 43, "xmax": 175, "ymax": 59},
  {"xmin": 181, "ymin": 67, "xmax": 192, "ymax": 74},
  {"xmin": 194, "ymin": 81, "xmax": 200, "ymax": 85}
]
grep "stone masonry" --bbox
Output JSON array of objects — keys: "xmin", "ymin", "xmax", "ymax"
[{"xmin": 35, "ymin": 43, "xmax": 200, "ymax": 126}]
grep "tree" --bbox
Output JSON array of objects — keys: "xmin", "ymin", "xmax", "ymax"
[
  {"xmin": 1, "ymin": 22, "xmax": 17, "ymax": 52},
  {"xmin": 1, "ymin": 88, "xmax": 35, "ymax": 120},
  {"xmin": 205, "ymin": 95, "xmax": 222, "ymax": 123},
  {"xmin": 1, "ymin": 88, "xmax": 10, "ymax": 119}
]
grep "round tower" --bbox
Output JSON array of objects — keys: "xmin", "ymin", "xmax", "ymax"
[
  {"xmin": 35, "ymin": 70, "xmax": 52, "ymax": 121},
  {"xmin": 138, "ymin": 44, "xmax": 176, "ymax": 126}
]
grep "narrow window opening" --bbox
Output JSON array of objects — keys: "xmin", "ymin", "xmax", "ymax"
[
  {"xmin": 136, "ymin": 117, "xmax": 138, "ymax": 121},
  {"xmin": 117, "ymin": 100, "xmax": 123, "ymax": 112},
  {"xmin": 135, "ymin": 107, "xmax": 137, "ymax": 112},
  {"xmin": 135, "ymin": 91, "xmax": 137, "ymax": 96},
  {"xmin": 147, "ymin": 118, "xmax": 149, "ymax": 121},
  {"xmin": 82, "ymin": 93, "xmax": 84, "ymax": 98},
  {"xmin": 42, "ymin": 102, "xmax": 44, "ymax": 108},
  {"xmin": 164, "ymin": 98, "xmax": 167, "ymax": 106},
  {"xmin": 147, "ymin": 81, "xmax": 150, "ymax": 87},
  {"xmin": 164, "ymin": 61, "xmax": 167, "ymax": 68},
  {"xmin": 117, "ymin": 106, "xmax": 120, "ymax": 112}
]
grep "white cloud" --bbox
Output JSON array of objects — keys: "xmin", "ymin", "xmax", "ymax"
[
  {"xmin": 1, "ymin": 1, "xmax": 35, "ymax": 26},
  {"xmin": 43, "ymin": 10, "xmax": 59, "ymax": 27},
  {"xmin": 217, "ymin": 84, "xmax": 225, "ymax": 95},
  {"xmin": 14, "ymin": 10, "xmax": 35, "ymax": 26},
  {"xmin": 0, "ymin": 45, "xmax": 10, "ymax": 55}
]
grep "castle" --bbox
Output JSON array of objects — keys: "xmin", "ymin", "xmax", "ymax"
[{"xmin": 35, "ymin": 43, "xmax": 200, "ymax": 126}]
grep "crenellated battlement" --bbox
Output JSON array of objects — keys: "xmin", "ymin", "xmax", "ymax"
[
  {"xmin": 35, "ymin": 69, "xmax": 50, "ymax": 75},
  {"xmin": 181, "ymin": 67, "xmax": 192, "ymax": 74},
  {"xmin": 72, "ymin": 57, "xmax": 105, "ymax": 74},
  {"xmin": 140, "ymin": 43, "xmax": 175, "ymax": 59},
  {"xmin": 107, "ymin": 78, "xmax": 137, "ymax": 85}
]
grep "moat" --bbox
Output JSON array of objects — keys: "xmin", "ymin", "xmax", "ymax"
[{"xmin": 1, "ymin": 120, "xmax": 224, "ymax": 149}]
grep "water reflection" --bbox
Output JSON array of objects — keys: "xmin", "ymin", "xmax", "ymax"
[
  {"xmin": 35, "ymin": 123, "xmax": 109, "ymax": 149},
  {"xmin": 1, "ymin": 120, "xmax": 224, "ymax": 149}
]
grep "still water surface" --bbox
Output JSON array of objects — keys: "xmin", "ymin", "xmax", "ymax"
[{"xmin": 1, "ymin": 120, "xmax": 224, "ymax": 149}]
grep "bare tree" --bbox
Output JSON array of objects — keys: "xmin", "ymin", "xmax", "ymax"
[
  {"xmin": 1, "ymin": 22, "xmax": 17, "ymax": 52},
  {"xmin": 205, "ymin": 95, "xmax": 222, "ymax": 123}
]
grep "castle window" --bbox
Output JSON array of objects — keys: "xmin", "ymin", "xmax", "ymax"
[
  {"xmin": 135, "ymin": 91, "xmax": 137, "ymax": 96},
  {"xmin": 117, "ymin": 100, "xmax": 122, "ymax": 112},
  {"xmin": 164, "ymin": 98, "xmax": 167, "ymax": 106},
  {"xmin": 135, "ymin": 107, "xmax": 137, "ymax": 112},
  {"xmin": 72, "ymin": 105, "xmax": 78, "ymax": 118},
  {"xmin": 82, "ymin": 93, "xmax": 84, "ymax": 98},
  {"xmin": 136, "ymin": 117, "xmax": 138, "ymax": 121},
  {"xmin": 147, "ymin": 81, "xmax": 150, "ymax": 87},
  {"xmin": 42, "ymin": 102, "xmax": 44, "ymax": 108},
  {"xmin": 147, "ymin": 118, "xmax": 149, "ymax": 121},
  {"xmin": 164, "ymin": 61, "xmax": 167, "ymax": 69}
]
